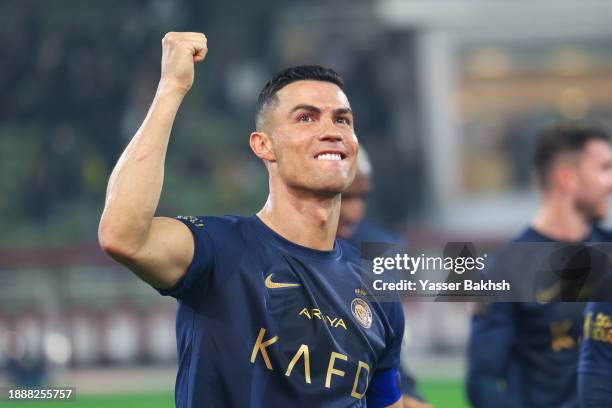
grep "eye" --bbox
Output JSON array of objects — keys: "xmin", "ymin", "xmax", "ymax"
[
  {"xmin": 336, "ymin": 117, "xmax": 351, "ymax": 125},
  {"xmin": 298, "ymin": 113, "xmax": 313, "ymax": 122}
]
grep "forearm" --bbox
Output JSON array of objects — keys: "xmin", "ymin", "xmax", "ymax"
[{"xmin": 99, "ymin": 83, "xmax": 185, "ymax": 254}]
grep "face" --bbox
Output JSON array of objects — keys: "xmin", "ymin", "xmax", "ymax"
[
  {"xmin": 574, "ymin": 139, "xmax": 612, "ymax": 221},
  {"xmin": 263, "ymin": 80, "xmax": 358, "ymax": 196},
  {"xmin": 338, "ymin": 172, "xmax": 371, "ymax": 239}
]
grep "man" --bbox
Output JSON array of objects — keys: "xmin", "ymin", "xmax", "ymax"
[
  {"xmin": 98, "ymin": 32, "xmax": 404, "ymax": 407},
  {"xmin": 579, "ymin": 302, "xmax": 612, "ymax": 407},
  {"xmin": 338, "ymin": 148, "xmax": 432, "ymax": 408},
  {"xmin": 466, "ymin": 124, "xmax": 612, "ymax": 408}
]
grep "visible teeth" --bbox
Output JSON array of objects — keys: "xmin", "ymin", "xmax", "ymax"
[{"xmin": 316, "ymin": 153, "xmax": 342, "ymax": 161}]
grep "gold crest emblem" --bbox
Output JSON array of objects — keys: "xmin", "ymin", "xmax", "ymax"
[{"xmin": 351, "ymin": 298, "xmax": 372, "ymax": 329}]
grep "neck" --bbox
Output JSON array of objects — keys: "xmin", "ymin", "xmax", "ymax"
[
  {"xmin": 257, "ymin": 182, "xmax": 341, "ymax": 251},
  {"xmin": 532, "ymin": 191, "xmax": 591, "ymax": 242}
]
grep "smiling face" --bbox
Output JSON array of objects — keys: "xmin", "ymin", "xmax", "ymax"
[{"xmin": 256, "ymin": 80, "xmax": 359, "ymax": 196}]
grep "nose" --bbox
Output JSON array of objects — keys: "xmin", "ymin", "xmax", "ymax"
[{"xmin": 319, "ymin": 117, "xmax": 342, "ymax": 142}]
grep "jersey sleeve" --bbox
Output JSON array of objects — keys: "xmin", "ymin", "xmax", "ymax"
[
  {"xmin": 155, "ymin": 215, "xmax": 215, "ymax": 301},
  {"xmin": 466, "ymin": 302, "xmax": 522, "ymax": 408},
  {"xmin": 378, "ymin": 300, "xmax": 405, "ymax": 370},
  {"xmin": 366, "ymin": 300, "xmax": 405, "ymax": 407}
]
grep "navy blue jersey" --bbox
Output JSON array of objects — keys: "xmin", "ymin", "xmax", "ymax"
[
  {"xmin": 579, "ymin": 302, "xmax": 612, "ymax": 376},
  {"xmin": 157, "ymin": 215, "xmax": 404, "ymax": 408},
  {"xmin": 467, "ymin": 226, "xmax": 611, "ymax": 408},
  {"xmin": 578, "ymin": 302, "xmax": 612, "ymax": 407},
  {"xmin": 345, "ymin": 220, "xmax": 425, "ymax": 402},
  {"xmin": 346, "ymin": 221, "xmax": 405, "ymax": 249},
  {"xmin": 578, "ymin": 373, "xmax": 612, "ymax": 407}
]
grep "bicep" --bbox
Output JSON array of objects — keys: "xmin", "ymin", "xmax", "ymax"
[
  {"xmin": 467, "ymin": 303, "xmax": 518, "ymax": 406},
  {"xmin": 468, "ymin": 303, "xmax": 516, "ymax": 374},
  {"xmin": 122, "ymin": 217, "xmax": 195, "ymax": 289}
]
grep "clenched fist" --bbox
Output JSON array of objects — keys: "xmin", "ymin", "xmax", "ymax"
[{"xmin": 159, "ymin": 32, "xmax": 208, "ymax": 95}]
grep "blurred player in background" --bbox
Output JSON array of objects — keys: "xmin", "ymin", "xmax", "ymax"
[
  {"xmin": 338, "ymin": 147, "xmax": 432, "ymax": 408},
  {"xmin": 467, "ymin": 124, "xmax": 612, "ymax": 408},
  {"xmin": 579, "ymin": 302, "xmax": 612, "ymax": 407},
  {"xmin": 338, "ymin": 147, "xmax": 403, "ymax": 246},
  {"xmin": 4, "ymin": 330, "xmax": 47, "ymax": 388},
  {"xmin": 98, "ymin": 32, "xmax": 404, "ymax": 407}
]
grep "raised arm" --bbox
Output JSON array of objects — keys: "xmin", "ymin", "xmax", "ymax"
[{"xmin": 98, "ymin": 32, "xmax": 208, "ymax": 289}]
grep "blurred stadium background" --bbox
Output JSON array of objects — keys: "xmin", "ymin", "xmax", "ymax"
[{"xmin": 2, "ymin": 0, "xmax": 612, "ymax": 406}]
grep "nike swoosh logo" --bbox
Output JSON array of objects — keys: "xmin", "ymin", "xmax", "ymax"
[{"xmin": 265, "ymin": 273, "xmax": 301, "ymax": 289}]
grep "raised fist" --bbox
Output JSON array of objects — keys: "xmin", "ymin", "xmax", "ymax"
[{"xmin": 159, "ymin": 32, "xmax": 208, "ymax": 95}]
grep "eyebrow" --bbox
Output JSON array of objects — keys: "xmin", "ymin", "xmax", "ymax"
[{"xmin": 288, "ymin": 104, "xmax": 353, "ymax": 117}]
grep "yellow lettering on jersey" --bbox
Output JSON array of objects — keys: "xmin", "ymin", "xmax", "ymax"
[
  {"xmin": 250, "ymin": 328, "xmax": 278, "ymax": 370},
  {"xmin": 595, "ymin": 312, "xmax": 612, "ymax": 328},
  {"xmin": 550, "ymin": 320, "xmax": 575, "ymax": 352},
  {"xmin": 584, "ymin": 312, "xmax": 592, "ymax": 339},
  {"xmin": 325, "ymin": 352, "xmax": 347, "ymax": 388},
  {"xmin": 285, "ymin": 344, "xmax": 311, "ymax": 384},
  {"xmin": 351, "ymin": 361, "xmax": 370, "ymax": 399},
  {"xmin": 298, "ymin": 308, "xmax": 348, "ymax": 331}
]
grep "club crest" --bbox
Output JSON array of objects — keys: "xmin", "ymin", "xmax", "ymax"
[{"xmin": 350, "ymin": 298, "xmax": 372, "ymax": 329}]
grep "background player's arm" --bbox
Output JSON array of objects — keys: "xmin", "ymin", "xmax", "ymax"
[
  {"xmin": 402, "ymin": 395, "xmax": 432, "ymax": 408},
  {"xmin": 98, "ymin": 32, "xmax": 208, "ymax": 289},
  {"xmin": 400, "ymin": 368, "xmax": 432, "ymax": 408},
  {"xmin": 466, "ymin": 303, "xmax": 522, "ymax": 408}
]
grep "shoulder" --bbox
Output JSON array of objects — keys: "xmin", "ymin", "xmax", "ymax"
[
  {"xmin": 337, "ymin": 239, "xmax": 403, "ymax": 324},
  {"xmin": 176, "ymin": 214, "xmax": 249, "ymax": 233},
  {"xmin": 175, "ymin": 214, "xmax": 254, "ymax": 252},
  {"xmin": 511, "ymin": 226, "xmax": 548, "ymax": 243},
  {"xmin": 489, "ymin": 227, "xmax": 548, "ymax": 276},
  {"xmin": 586, "ymin": 301, "xmax": 612, "ymax": 314},
  {"xmin": 380, "ymin": 299, "xmax": 404, "ymax": 325},
  {"xmin": 177, "ymin": 214, "xmax": 246, "ymax": 226},
  {"xmin": 591, "ymin": 225, "xmax": 612, "ymax": 242},
  {"xmin": 349, "ymin": 221, "xmax": 406, "ymax": 247},
  {"xmin": 338, "ymin": 238, "xmax": 360, "ymax": 261}
]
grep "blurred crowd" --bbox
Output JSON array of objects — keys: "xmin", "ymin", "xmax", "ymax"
[
  {"xmin": 0, "ymin": 0, "xmax": 271, "ymax": 247},
  {"xmin": 0, "ymin": 0, "xmax": 417, "ymax": 248}
]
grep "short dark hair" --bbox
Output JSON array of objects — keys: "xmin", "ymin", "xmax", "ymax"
[
  {"xmin": 255, "ymin": 65, "xmax": 344, "ymax": 130},
  {"xmin": 534, "ymin": 123, "xmax": 610, "ymax": 187}
]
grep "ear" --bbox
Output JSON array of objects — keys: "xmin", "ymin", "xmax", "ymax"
[
  {"xmin": 250, "ymin": 131, "xmax": 276, "ymax": 162},
  {"xmin": 553, "ymin": 164, "xmax": 578, "ymax": 192}
]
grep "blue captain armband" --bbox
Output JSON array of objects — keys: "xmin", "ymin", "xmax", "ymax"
[{"xmin": 366, "ymin": 367, "xmax": 402, "ymax": 407}]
